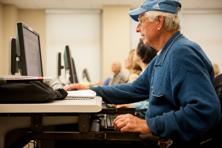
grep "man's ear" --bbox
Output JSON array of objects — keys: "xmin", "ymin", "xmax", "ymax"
[{"xmin": 156, "ymin": 15, "xmax": 164, "ymax": 30}]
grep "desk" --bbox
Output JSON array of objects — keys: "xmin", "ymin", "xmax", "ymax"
[
  {"xmin": 0, "ymin": 97, "xmax": 102, "ymax": 113},
  {"xmin": 0, "ymin": 97, "xmax": 102, "ymax": 148}
]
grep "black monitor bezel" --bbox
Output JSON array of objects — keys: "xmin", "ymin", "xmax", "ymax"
[{"xmin": 16, "ymin": 22, "xmax": 43, "ymax": 77}]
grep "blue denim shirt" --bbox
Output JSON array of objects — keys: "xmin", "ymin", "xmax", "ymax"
[
  {"xmin": 131, "ymin": 99, "xmax": 149, "ymax": 117},
  {"xmin": 91, "ymin": 31, "xmax": 221, "ymax": 141}
]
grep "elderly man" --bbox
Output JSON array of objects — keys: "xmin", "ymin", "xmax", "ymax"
[
  {"xmin": 65, "ymin": 0, "xmax": 221, "ymax": 147},
  {"xmin": 109, "ymin": 61, "xmax": 126, "ymax": 85}
]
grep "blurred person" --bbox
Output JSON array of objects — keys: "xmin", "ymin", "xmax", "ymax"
[
  {"xmin": 125, "ymin": 49, "xmax": 142, "ymax": 83},
  {"xmin": 134, "ymin": 38, "xmax": 157, "ymax": 71},
  {"xmin": 212, "ymin": 62, "xmax": 221, "ymax": 77},
  {"xmin": 108, "ymin": 61, "xmax": 126, "ymax": 85}
]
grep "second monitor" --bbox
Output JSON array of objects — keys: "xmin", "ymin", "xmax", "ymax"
[{"xmin": 63, "ymin": 45, "xmax": 78, "ymax": 84}]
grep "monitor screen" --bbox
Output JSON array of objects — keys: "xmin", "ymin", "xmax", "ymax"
[{"xmin": 16, "ymin": 22, "xmax": 43, "ymax": 77}]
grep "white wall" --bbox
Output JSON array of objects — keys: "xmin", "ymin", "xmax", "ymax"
[
  {"xmin": 102, "ymin": 6, "xmax": 131, "ymax": 80},
  {"xmin": 1, "ymin": 5, "xmax": 18, "ymax": 75},
  {"xmin": 131, "ymin": 19, "xmax": 142, "ymax": 50},
  {"xmin": 182, "ymin": 12, "xmax": 222, "ymax": 72},
  {"xmin": 45, "ymin": 10, "xmax": 101, "ymax": 85},
  {"xmin": 0, "ymin": 4, "xmax": 3, "ymax": 74}
]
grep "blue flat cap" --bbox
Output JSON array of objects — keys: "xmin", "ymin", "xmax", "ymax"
[{"xmin": 128, "ymin": 0, "xmax": 181, "ymax": 22}]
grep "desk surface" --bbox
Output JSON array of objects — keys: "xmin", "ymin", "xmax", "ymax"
[{"xmin": 0, "ymin": 97, "xmax": 102, "ymax": 113}]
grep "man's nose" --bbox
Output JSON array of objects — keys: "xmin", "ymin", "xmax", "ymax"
[{"xmin": 136, "ymin": 23, "xmax": 141, "ymax": 33}]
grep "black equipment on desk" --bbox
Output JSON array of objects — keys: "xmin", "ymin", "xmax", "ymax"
[
  {"xmin": 82, "ymin": 68, "xmax": 91, "ymax": 82},
  {"xmin": 8, "ymin": 37, "xmax": 18, "ymax": 75},
  {"xmin": 16, "ymin": 22, "xmax": 43, "ymax": 77},
  {"xmin": 57, "ymin": 52, "xmax": 64, "ymax": 77},
  {"xmin": 0, "ymin": 81, "xmax": 67, "ymax": 103},
  {"xmin": 9, "ymin": 22, "xmax": 44, "ymax": 77},
  {"xmin": 64, "ymin": 45, "xmax": 79, "ymax": 84},
  {"xmin": 100, "ymin": 114, "xmax": 117, "ymax": 130}
]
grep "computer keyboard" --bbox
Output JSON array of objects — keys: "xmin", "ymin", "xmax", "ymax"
[{"xmin": 100, "ymin": 114, "xmax": 117, "ymax": 130}]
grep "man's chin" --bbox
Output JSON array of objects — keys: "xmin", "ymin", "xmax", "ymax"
[{"xmin": 141, "ymin": 38, "xmax": 149, "ymax": 46}]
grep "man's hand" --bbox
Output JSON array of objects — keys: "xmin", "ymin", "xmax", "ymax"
[
  {"xmin": 64, "ymin": 83, "xmax": 89, "ymax": 91},
  {"xmin": 112, "ymin": 114, "xmax": 152, "ymax": 135},
  {"xmin": 116, "ymin": 104, "xmax": 132, "ymax": 108}
]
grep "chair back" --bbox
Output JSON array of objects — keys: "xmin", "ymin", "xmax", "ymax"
[{"xmin": 200, "ymin": 73, "xmax": 222, "ymax": 147}]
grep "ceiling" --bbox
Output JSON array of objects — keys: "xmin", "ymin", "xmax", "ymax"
[{"xmin": 0, "ymin": 0, "xmax": 222, "ymax": 10}]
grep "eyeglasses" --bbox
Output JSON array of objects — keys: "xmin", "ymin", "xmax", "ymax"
[{"xmin": 138, "ymin": 16, "xmax": 148, "ymax": 25}]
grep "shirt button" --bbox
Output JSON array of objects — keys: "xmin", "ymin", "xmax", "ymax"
[{"xmin": 151, "ymin": 86, "xmax": 153, "ymax": 88}]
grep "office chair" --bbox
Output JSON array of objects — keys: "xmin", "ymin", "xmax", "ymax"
[
  {"xmin": 200, "ymin": 73, "xmax": 222, "ymax": 148},
  {"xmin": 103, "ymin": 77, "xmax": 111, "ymax": 86}
]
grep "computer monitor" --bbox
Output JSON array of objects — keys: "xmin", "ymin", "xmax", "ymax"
[
  {"xmin": 16, "ymin": 22, "xmax": 43, "ymax": 77},
  {"xmin": 57, "ymin": 52, "xmax": 64, "ymax": 77},
  {"xmin": 50, "ymin": 52, "xmax": 64, "ymax": 88},
  {"xmin": 63, "ymin": 45, "xmax": 78, "ymax": 84},
  {"xmin": 71, "ymin": 57, "xmax": 79, "ymax": 83},
  {"xmin": 83, "ymin": 68, "xmax": 91, "ymax": 82},
  {"xmin": 8, "ymin": 37, "xmax": 18, "ymax": 75}
]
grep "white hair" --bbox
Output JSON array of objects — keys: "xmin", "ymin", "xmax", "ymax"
[{"xmin": 144, "ymin": 7, "xmax": 181, "ymax": 31}]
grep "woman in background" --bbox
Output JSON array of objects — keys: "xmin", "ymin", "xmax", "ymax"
[
  {"xmin": 124, "ymin": 49, "xmax": 142, "ymax": 83},
  {"xmin": 116, "ymin": 39, "xmax": 157, "ymax": 118}
]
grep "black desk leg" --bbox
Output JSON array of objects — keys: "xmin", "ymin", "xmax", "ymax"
[
  {"xmin": 78, "ymin": 113, "xmax": 90, "ymax": 133},
  {"xmin": 31, "ymin": 114, "xmax": 43, "ymax": 134}
]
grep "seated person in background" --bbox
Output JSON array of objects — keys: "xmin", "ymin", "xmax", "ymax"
[
  {"xmin": 65, "ymin": 0, "xmax": 221, "ymax": 147},
  {"xmin": 212, "ymin": 62, "xmax": 221, "ymax": 77},
  {"xmin": 117, "ymin": 39, "xmax": 157, "ymax": 118},
  {"xmin": 125, "ymin": 49, "xmax": 142, "ymax": 83},
  {"xmin": 108, "ymin": 61, "xmax": 126, "ymax": 85},
  {"xmin": 134, "ymin": 38, "xmax": 157, "ymax": 71}
]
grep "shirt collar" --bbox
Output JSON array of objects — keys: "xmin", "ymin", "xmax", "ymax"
[
  {"xmin": 154, "ymin": 31, "xmax": 182, "ymax": 66},
  {"xmin": 114, "ymin": 71, "xmax": 121, "ymax": 77},
  {"xmin": 157, "ymin": 50, "xmax": 162, "ymax": 55}
]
